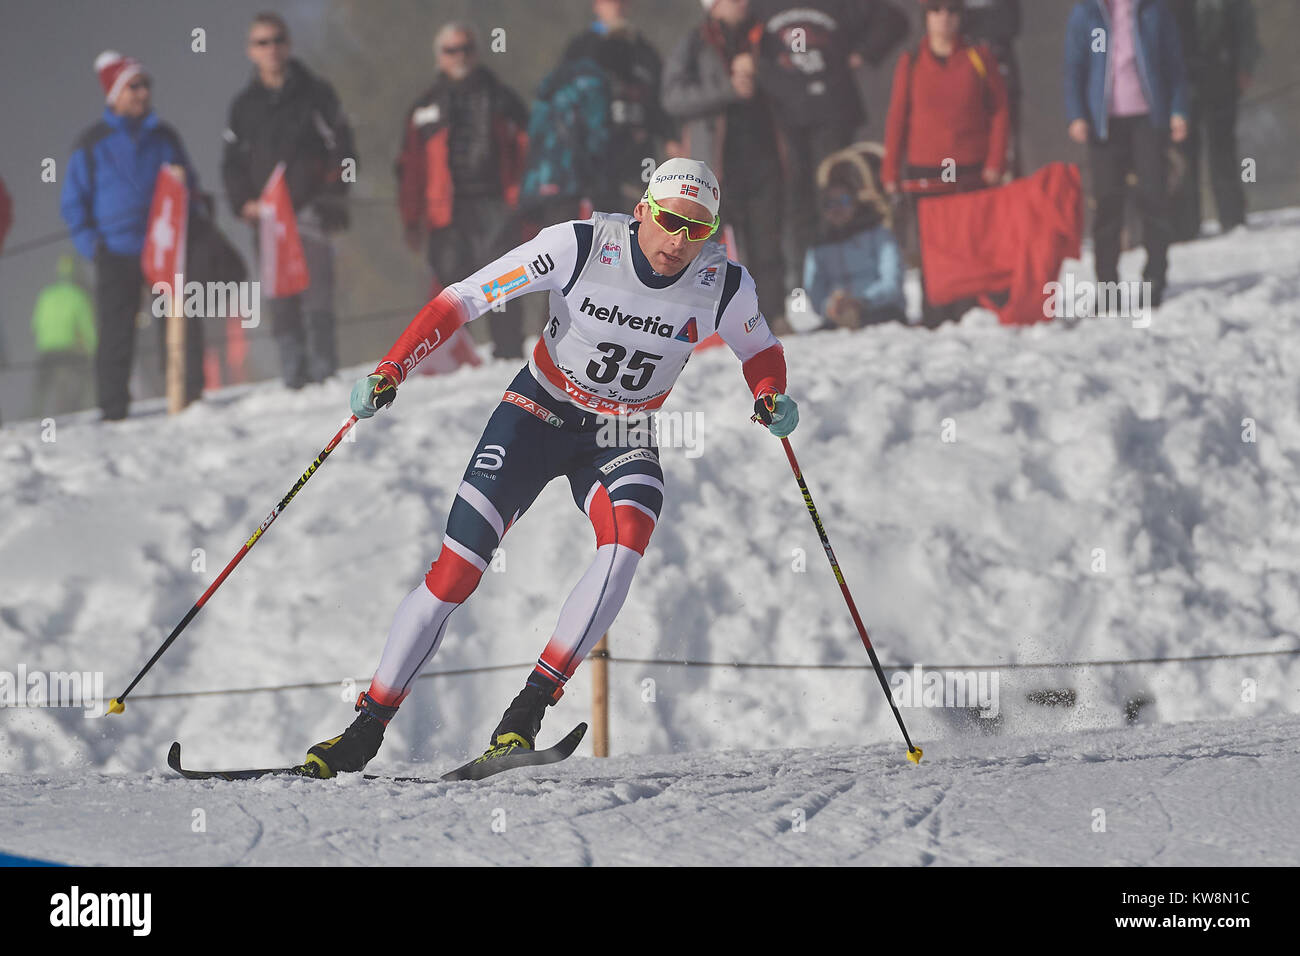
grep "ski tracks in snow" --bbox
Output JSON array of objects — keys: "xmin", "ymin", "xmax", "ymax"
[{"xmin": 1, "ymin": 716, "xmax": 1298, "ymax": 866}]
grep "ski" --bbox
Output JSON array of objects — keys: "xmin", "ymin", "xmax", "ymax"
[
  {"xmin": 166, "ymin": 723, "xmax": 588, "ymax": 784},
  {"xmin": 438, "ymin": 723, "xmax": 588, "ymax": 781},
  {"xmin": 166, "ymin": 742, "xmax": 318, "ymax": 781}
]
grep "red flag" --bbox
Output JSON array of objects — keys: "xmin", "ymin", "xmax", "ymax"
[
  {"xmin": 919, "ymin": 163, "xmax": 1083, "ymax": 326},
  {"xmin": 259, "ymin": 162, "xmax": 310, "ymax": 298},
  {"xmin": 141, "ymin": 165, "xmax": 188, "ymax": 288},
  {"xmin": 0, "ymin": 176, "xmax": 12, "ymax": 254}
]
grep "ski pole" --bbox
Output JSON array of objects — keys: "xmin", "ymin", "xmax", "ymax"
[
  {"xmin": 755, "ymin": 407, "xmax": 922, "ymax": 763},
  {"xmin": 107, "ymin": 413, "xmax": 362, "ymax": 715}
]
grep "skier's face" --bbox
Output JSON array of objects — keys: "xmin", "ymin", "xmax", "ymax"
[{"xmin": 634, "ymin": 196, "xmax": 714, "ymax": 275}]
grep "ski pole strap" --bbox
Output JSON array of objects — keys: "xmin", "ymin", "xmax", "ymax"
[{"xmin": 751, "ymin": 393, "xmax": 778, "ymax": 426}]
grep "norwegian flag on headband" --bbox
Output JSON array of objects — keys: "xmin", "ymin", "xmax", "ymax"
[
  {"xmin": 259, "ymin": 162, "xmax": 310, "ymax": 298},
  {"xmin": 140, "ymin": 165, "xmax": 188, "ymax": 288}
]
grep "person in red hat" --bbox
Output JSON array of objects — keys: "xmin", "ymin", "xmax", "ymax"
[{"xmin": 60, "ymin": 51, "xmax": 201, "ymax": 421}]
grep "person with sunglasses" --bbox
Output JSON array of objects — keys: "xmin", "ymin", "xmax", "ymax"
[
  {"xmin": 60, "ymin": 51, "xmax": 201, "ymax": 421},
  {"xmin": 395, "ymin": 22, "xmax": 530, "ymax": 362},
  {"xmin": 301, "ymin": 158, "xmax": 799, "ymax": 778},
  {"xmin": 221, "ymin": 12, "xmax": 357, "ymax": 389}
]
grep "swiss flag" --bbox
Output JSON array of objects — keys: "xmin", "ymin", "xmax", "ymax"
[
  {"xmin": 141, "ymin": 165, "xmax": 188, "ymax": 288},
  {"xmin": 259, "ymin": 162, "xmax": 310, "ymax": 298}
]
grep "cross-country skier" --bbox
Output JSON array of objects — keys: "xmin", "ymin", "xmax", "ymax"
[{"xmin": 302, "ymin": 158, "xmax": 799, "ymax": 777}]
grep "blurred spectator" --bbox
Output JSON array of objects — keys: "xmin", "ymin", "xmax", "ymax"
[
  {"xmin": 1170, "ymin": 0, "xmax": 1259, "ymax": 239},
  {"xmin": 882, "ymin": 0, "xmax": 1009, "ymax": 327},
  {"xmin": 1065, "ymin": 0, "xmax": 1188, "ymax": 308},
  {"xmin": 397, "ymin": 21, "xmax": 529, "ymax": 360},
  {"xmin": 663, "ymin": 0, "xmax": 785, "ymax": 324},
  {"xmin": 61, "ymin": 50, "xmax": 200, "ymax": 421},
  {"xmin": 751, "ymin": 0, "xmax": 909, "ymax": 294},
  {"xmin": 31, "ymin": 255, "xmax": 96, "ymax": 417},
  {"xmin": 562, "ymin": 0, "xmax": 677, "ymax": 214},
  {"xmin": 222, "ymin": 12, "xmax": 355, "ymax": 388},
  {"xmin": 804, "ymin": 152, "xmax": 905, "ymax": 329},
  {"xmin": 962, "ymin": 0, "xmax": 1023, "ymax": 176},
  {"xmin": 519, "ymin": 56, "xmax": 610, "ymax": 227}
]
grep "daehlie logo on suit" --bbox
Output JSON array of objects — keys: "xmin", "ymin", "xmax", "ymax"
[{"xmin": 529, "ymin": 253, "xmax": 555, "ymax": 278}]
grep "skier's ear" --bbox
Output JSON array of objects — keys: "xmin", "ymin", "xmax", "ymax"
[{"xmin": 633, "ymin": 200, "xmax": 649, "ymax": 224}]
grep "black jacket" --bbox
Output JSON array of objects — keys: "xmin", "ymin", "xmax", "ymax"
[
  {"xmin": 1169, "ymin": 0, "xmax": 1260, "ymax": 83},
  {"xmin": 962, "ymin": 0, "xmax": 1021, "ymax": 50},
  {"xmin": 563, "ymin": 25, "xmax": 675, "ymax": 143},
  {"xmin": 221, "ymin": 58, "xmax": 356, "ymax": 229},
  {"xmin": 750, "ymin": 0, "xmax": 910, "ymax": 130}
]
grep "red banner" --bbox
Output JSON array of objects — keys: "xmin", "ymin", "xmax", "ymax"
[
  {"xmin": 259, "ymin": 161, "xmax": 310, "ymax": 298},
  {"xmin": 919, "ymin": 163, "xmax": 1083, "ymax": 326},
  {"xmin": 141, "ymin": 165, "xmax": 188, "ymax": 289}
]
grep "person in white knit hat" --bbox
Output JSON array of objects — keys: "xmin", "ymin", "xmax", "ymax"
[{"xmin": 299, "ymin": 156, "xmax": 801, "ymax": 778}]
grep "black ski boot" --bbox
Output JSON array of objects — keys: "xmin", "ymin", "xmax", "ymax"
[
  {"xmin": 303, "ymin": 694, "xmax": 395, "ymax": 778},
  {"xmin": 487, "ymin": 677, "xmax": 561, "ymax": 753}
]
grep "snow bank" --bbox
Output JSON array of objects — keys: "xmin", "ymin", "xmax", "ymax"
[{"xmin": 1, "ymin": 211, "xmax": 1298, "ymax": 776}]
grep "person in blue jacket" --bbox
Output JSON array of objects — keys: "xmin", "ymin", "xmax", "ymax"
[
  {"xmin": 60, "ymin": 51, "xmax": 200, "ymax": 421},
  {"xmin": 1064, "ymin": 0, "xmax": 1188, "ymax": 310},
  {"xmin": 804, "ymin": 171, "xmax": 905, "ymax": 329}
]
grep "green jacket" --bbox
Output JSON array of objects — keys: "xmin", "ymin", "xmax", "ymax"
[{"xmin": 32, "ymin": 280, "xmax": 96, "ymax": 354}]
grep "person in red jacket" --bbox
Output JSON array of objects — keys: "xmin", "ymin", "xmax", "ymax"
[{"xmin": 882, "ymin": 0, "xmax": 1009, "ymax": 328}]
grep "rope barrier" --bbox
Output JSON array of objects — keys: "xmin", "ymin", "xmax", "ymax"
[{"xmin": 94, "ymin": 644, "xmax": 1300, "ymax": 706}]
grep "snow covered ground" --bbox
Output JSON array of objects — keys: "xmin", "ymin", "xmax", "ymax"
[
  {"xmin": 1, "ymin": 209, "xmax": 1298, "ymax": 864},
  {"xmin": 0, "ymin": 715, "xmax": 1294, "ymax": 865}
]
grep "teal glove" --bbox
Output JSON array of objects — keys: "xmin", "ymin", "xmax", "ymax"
[
  {"xmin": 753, "ymin": 393, "xmax": 799, "ymax": 438},
  {"xmin": 350, "ymin": 373, "xmax": 396, "ymax": 419}
]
